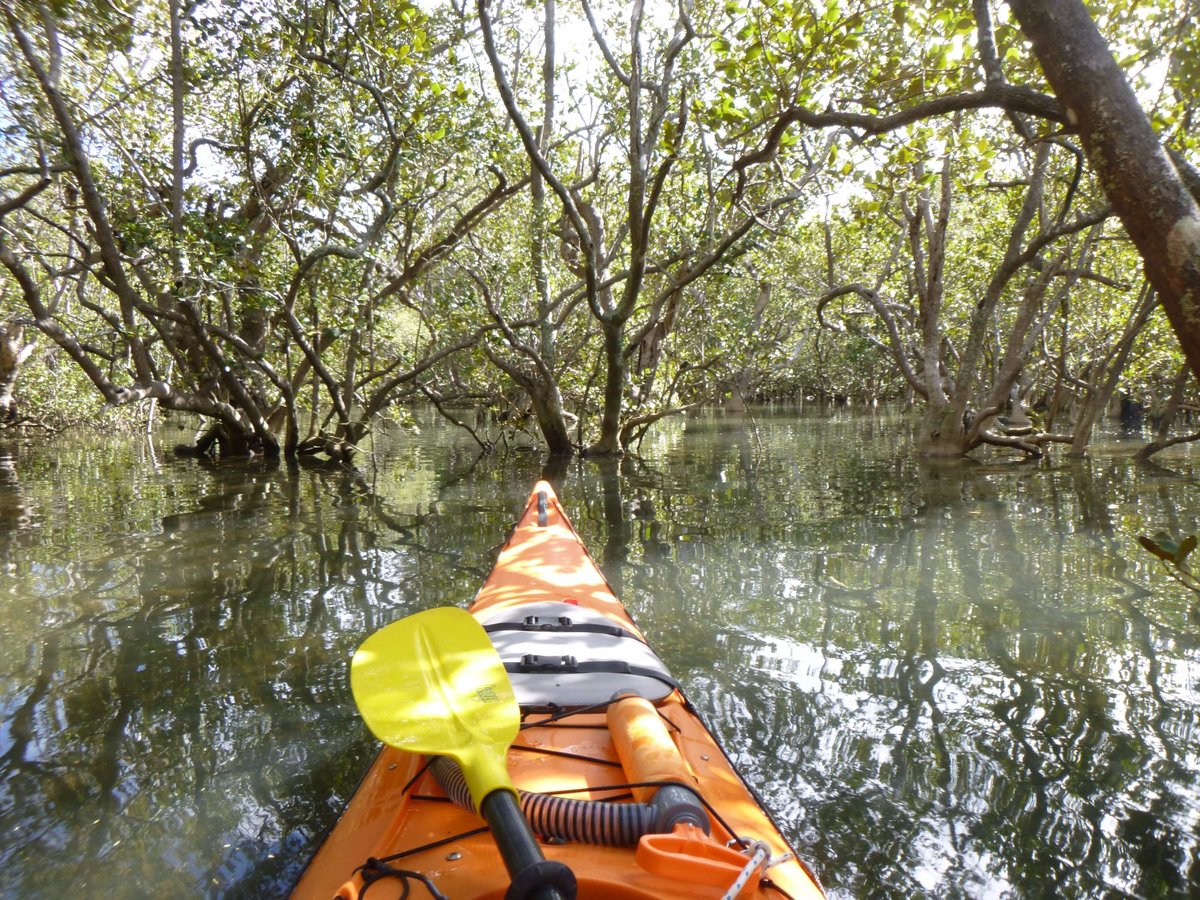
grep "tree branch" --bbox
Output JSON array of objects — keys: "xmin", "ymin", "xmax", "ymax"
[{"xmin": 731, "ymin": 85, "xmax": 1064, "ymax": 202}]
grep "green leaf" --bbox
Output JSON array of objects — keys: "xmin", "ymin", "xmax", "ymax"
[
  {"xmin": 1139, "ymin": 534, "xmax": 1176, "ymax": 561},
  {"xmin": 1178, "ymin": 534, "xmax": 1197, "ymax": 562}
]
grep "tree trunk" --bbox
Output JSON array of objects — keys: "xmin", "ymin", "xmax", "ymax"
[
  {"xmin": 1135, "ymin": 364, "xmax": 1192, "ymax": 460},
  {"xmin": 724, "ymin": 375, "xmax": 750, "ymax": 412},
  {"xmin": 1150, "ymin": 364, "xmax": 1190, "ymax": 437},
  {"xmin": 1068, "ymin": 283, "xmax": 1157, "ymax": 455},
  {"xmin": 1045, "ymin": 295, "xmax": 1070, "ymax": 432},
  {"xmin": 528, "ymin": 381, "xmax": 574, "ymax": 456},
  {"xmin": 1007, "ymin": 0, "xmax": 1200, "ymax": 381},
  {"xmin": 0, "ymin": 324, "xmax": 34, "ymax": 422},
  {"xmin": 533, "ymin": 0, "xmax": 557, "ymax": 368},
  {"xmin": 724, "ymin": 281, "xmax": 770, "ymax": 412},
  {"xmin": 918, "ymin": 402, "xmax": 969, "ymax": 457},
  {"xmin": 589, "ymin": 322, "xmax": 626, "ymax": 455}
]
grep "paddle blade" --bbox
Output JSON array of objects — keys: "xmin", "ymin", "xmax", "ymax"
[{"xmin": 351, "ymin": 606, "xmax": 519, "ymax": 809}]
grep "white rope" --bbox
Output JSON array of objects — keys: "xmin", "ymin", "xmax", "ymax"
[{"xmin": 719, "ymin": 840, "xmax": 794, "ymax": 900}]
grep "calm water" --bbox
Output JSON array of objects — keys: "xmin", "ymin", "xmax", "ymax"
[{"xmin": 3, "ymin": 407, "xmax": 1200, "ymax": 898}]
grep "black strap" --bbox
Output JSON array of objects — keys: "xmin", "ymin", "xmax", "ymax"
[
  {"xmin": 357, "ymin": 857, "xmax": 449, "ymax": 900},
  {"xmin": 485, "ymin": 617, "xmax": 643, "ymax": 642},
  {"xmin": 504, "ymin": 656, "xmax": 679, "ymax": 692}
]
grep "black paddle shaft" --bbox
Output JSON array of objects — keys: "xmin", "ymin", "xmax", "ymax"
[{"xmin": 481, "ymin": 790, "xmax": 577, "ymax": 900}]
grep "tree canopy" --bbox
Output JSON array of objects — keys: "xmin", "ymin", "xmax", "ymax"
[{"xmin": 1, "ymin": 0, "xmax": 1197, "ymax": 459}]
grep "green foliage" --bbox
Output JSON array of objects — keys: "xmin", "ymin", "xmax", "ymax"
[
  {"xmin": 17, "ymin": 344, "xmax": 137, "ymax": 429},
  {"xmin": 1139, "ymin": 531, "xmax": 1196, "ymax": 566},
  {"xmin": 2, "ymin": 0, "xmax": 1198, "ymax": 455},
  {"xmin": 1139, "ymin": 531, "xmax": 1200, "ymax": 602}
]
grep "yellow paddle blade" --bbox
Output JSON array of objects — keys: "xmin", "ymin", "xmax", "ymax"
[{"xmin": 351, "ymin": 606, "xmax": 519, "ymax": 811}]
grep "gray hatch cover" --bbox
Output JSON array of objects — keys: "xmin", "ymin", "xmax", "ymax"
[{"xmin": 477, "ymin": 600, "xmax": 677, "ymax": 708}]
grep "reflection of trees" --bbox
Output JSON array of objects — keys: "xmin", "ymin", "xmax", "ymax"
[
  {"xmin": 0, "ymin": 444, "xmax": 534, "ymax": 897},
  {"xmin": 790, "ymin": 458, "xmax": 1200, "ymax": 898},
  {"xmin": 6, "ymin": 411, "xmax": 1200, "ymax": 897},
  {"xmin": 564, "ymin": 418, "xmax": 1200, "ymax": 898},
  {"xmin": 0, "ymin": 443, "xmax": 31, "ymax": 563}
]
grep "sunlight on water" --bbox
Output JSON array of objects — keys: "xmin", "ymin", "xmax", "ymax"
[{"xmin": 2, "ymin": 407, "xmax": 1200, "ymax": 897}]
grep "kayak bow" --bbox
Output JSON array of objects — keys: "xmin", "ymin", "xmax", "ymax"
[{"xmin": 292, "ymin": 480, "xmax": 825, "ymax": 900}]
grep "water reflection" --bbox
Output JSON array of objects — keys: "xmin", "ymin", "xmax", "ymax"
[
  {"xmin": 0, "ymin": 434, "xmax": 541, "ymax": 898},
  {"xmin": 629, "ymin": 414, "xmax": 1200, "ymax": 899},
  {"xmin": 2, "ymin": 409, "xmax": 1200, "ymax": 897}
]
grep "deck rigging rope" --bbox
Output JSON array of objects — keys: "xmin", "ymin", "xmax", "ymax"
[
  {"xmin": 718, "ymin": 840, "xmax": 795, "ymax": 900},
  {"xmin": 354, "ymin": 856, "xmax": 451, "ymax": 900},
  {"xmin": 349, "ymin": 703, "xmax": 799, "ymax": 897}
]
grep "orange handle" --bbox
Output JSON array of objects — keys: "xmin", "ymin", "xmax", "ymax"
[
  {"xmin": 636, "ymin": 824, "xmax": 751, "ymax": 889},
  {"xmin": 607, "ymin": 695, "xmax": 693, "ymax": 803}
]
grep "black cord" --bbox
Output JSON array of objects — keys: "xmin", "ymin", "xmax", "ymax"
[
  {"xmin": 356, "ymin": 856, "xmax": 451, "ymax": 900},
  {"xmin": 519, "ymin": 697, "xmax": 615, "ymax": 727},
  {"xmin": 362, "ymin": 825, "xmax": 491, "ymax": 866},
  {"xmin": 369, "ymin": 698, "xmax": 801, "ymax": 896},
  {"xmin": 401, "ymin": 756, "xmax": 434, "ymax": 796}
]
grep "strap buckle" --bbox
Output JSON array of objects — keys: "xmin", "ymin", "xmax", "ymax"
[{"xmin": 519, "ymin": 654, "xmax": 579, "ymax": 673}]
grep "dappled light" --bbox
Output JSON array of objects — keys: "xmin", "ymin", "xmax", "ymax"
[
  {"xmin": 472, "ymin": 486, "xmax": 639, "ymax": 631},
  {"xmin": 4, "ymin": 409, "xmax": 1200, "ymax": 895}
]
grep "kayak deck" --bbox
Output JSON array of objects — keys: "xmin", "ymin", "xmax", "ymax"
[{"xmin": 292, "ymin": 481, "xmax": 824, "ymax": 900}]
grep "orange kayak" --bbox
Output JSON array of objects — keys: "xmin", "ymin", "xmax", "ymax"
[{"xmin": 292, "ymin": 480, "xmax": 825, "ymax": 900}]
